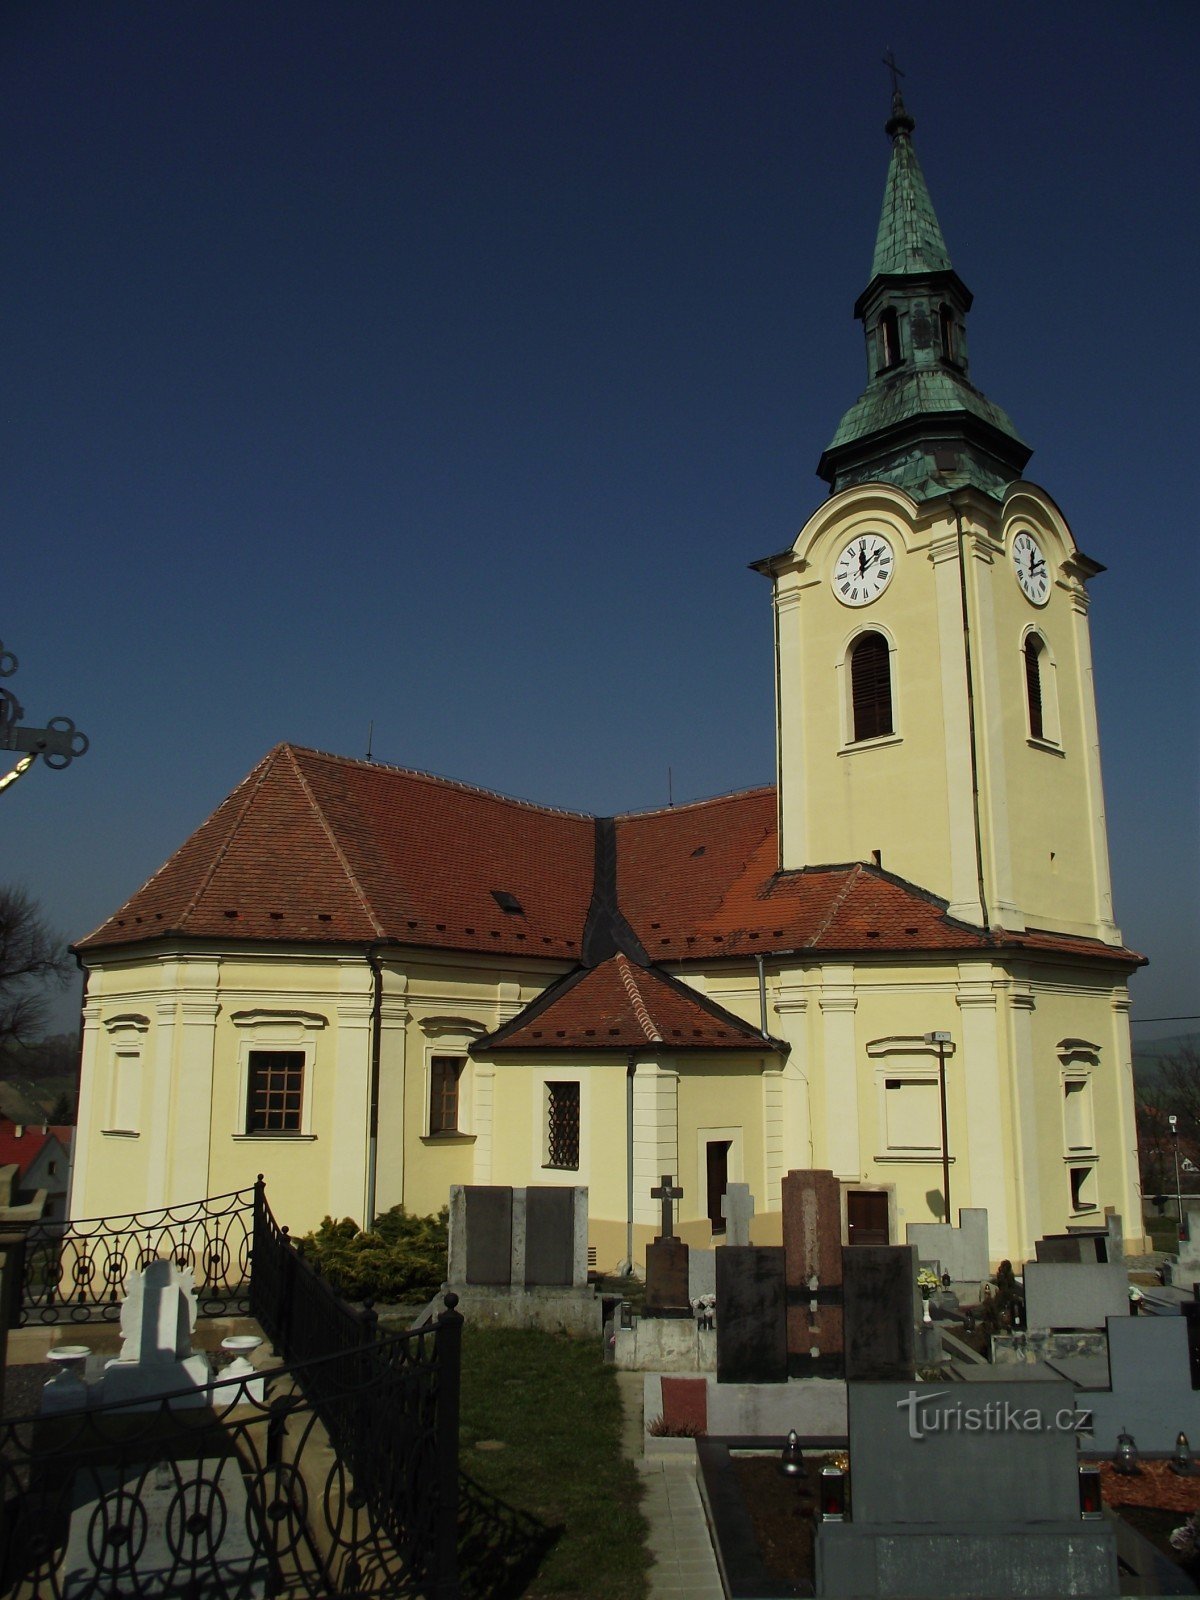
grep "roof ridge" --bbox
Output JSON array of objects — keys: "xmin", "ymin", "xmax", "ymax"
[
  {"xmin": 615, "ymin": 784, "xmax": 775, "ymax": 822},
  {"xmin": 805, "ymin": 862, "xmax": 864, "ymax": 947},
  {"xmin": 616, "ymin": 953, "xmax": 662, "ymax": 1045},
  {"xmin": 281, "ymin": 744, "xmax": 596, "ymax": 821},
  {"xmin": 287, "ymin": 748, "xmax": 386, "ymax": 939},
  {"xmin": 175, "ymin": 749, "xmax": 282, "ymax": 929}
]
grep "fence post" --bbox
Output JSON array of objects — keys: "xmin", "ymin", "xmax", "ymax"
[
  {"xmin": 0, "ymin": 1230, "xmax": 28, "ymax": 1373},
  {"xmin": 433, "ymin": 1291, "xmax": 463, "ymax": 1598}
]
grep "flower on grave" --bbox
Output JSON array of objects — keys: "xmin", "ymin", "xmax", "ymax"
[
  {"xmin": 917, "ymin": 1268, "xmax": 940, "ymax": 1297},
  {"xmin": 1128, "ymin": 1285, "xmax": 1144, "ymax": 1302},
  {"xmin": 1170, "ymin": 1515, "xmax": 1200, "ymax": 1556}
]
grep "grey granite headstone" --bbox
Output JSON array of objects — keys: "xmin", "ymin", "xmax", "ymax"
[
  {"xmin": 1083, "ymin": 1316, "xmax": 1200, "ymax": 1452},
  {"xmin": 688, "ymin": 1246, "xmax": 716, "ymax": 1301},
  {"xmin": 720, "ymin": 1183, "xmax": 755, "ymax": 1247},
  {"xmin": 1023, "ymin": 1260, "xmax": 1129, "ymax": 1330},
  {"xmin": 464, "ymin": 1186, "xmax": 514, "ymax": 1286},
  {"xmin": 1035, "ymin": 1232, "xmax": 1108, "ymax": 1264},
  {"xmin": 905, "ymin": 1208, "xmax": 989, "ymax": 1282},
  {"xmin": 842, "ymin": 1245, "xmax": 917, "ymax": 1382},
  {"xmin": 524, "ymin": 1186, "xmax": 574, "ymax": 1287},
  {"xmin": 817, "ymin": 1379, "xmax": 1118, "ymax": 1598},
  {"xmin": 715, "ymin": 1246, "xmax": 787, "ymax": 1384}
]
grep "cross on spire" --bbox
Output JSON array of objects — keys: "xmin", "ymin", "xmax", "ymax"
[
  {"xmin": 882, "ymin": 47, "xmax": 905, "ymax": 97},
  {"xmin": 650, "ymin": 1174, "xmax": 683, "ymax": 1240}
]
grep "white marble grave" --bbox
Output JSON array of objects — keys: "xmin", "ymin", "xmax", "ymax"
[{"xmin": 100, "ymin": 1259, "xmax": 212, "ymax": 1409}]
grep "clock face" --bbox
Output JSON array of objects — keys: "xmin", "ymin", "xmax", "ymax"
[
  {"xmin": 833, "ymin": 533, "xmax": 894, "ymax": 607},
  {"xmin": 1012, "ymin": 532, "xmax": 1050, "ymax": 605}
]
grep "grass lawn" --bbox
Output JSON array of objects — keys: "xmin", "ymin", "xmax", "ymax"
[{"xmin": 458, "ymin": 1327, "xmax": 650, "ymax": 1599}]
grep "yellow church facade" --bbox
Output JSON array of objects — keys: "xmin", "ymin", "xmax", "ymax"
[{"xmin": 69, "ymin": 91, "xmax": 1145, "ymax": 1268}]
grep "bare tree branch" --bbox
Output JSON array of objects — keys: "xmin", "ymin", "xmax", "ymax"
[{"xmin": 0, "ymin": 887, "xmax": 72, "ymax": 1050}]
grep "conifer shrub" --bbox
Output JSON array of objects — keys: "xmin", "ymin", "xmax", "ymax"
[{"xmin": 297, "ymin": 1205, "xmax": 448, "ymax": 1303}]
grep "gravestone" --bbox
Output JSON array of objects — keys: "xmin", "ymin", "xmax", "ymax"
[
  {"xmin": 720, "ymin": 1183, "xmax": 755, "ymax": 1247},
  {"xmin": 1023, "ymin": 1260, "xmax": 1129, "ymax": 1330},
  {"xmin": 781, "ymin": 1169, "xmax": 843, "ymax": 1378},
  {"xmin": 644, "ymin": 1174, "xmax": 691, "ymax": 1318},
  {"xmin": 817, "ymin": 1378, "xmax": 1117, "ymax": 1597},
  {"xmin": 1083, "ymin": 1315, "xmax": 1200, "ymax": 1452},
  {"xmin": 100, "ymin": 1260, "xmax": 212, "ymax": 1409},
  {"xmin": 660, "ymin": 1375, "xmax": 708, "ymax": 1435},
  {"xmin": 463, "ymin": 1186, "xmax": 514, "ymax": 1285},
  {"xmin": 715, "ymin": 1246, "xmax": 787, "ymax": 1384},
  {"xmin": 1034, "ymin": 1232, "xmax": 1107, "ymax": 1264},
  {"xmin": 905, "ymin": 1208, "xmax": 989, "ymax": 1281},
  {"xmin": 688, "ymin": 1246, "xmax": 716, "ymax": 1301},
  {"xmin": 525, "ymin": 1186, "xmax": 575, "ymax": 1286},
  {"xmin": 841, "ymin": 1244, "xmax": 917, "ymax": 1382}
]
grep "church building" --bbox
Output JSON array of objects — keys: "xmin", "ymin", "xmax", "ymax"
[{"xmin": 70, "ymin": 92, "xmax": 1144, "ymax": 1268}]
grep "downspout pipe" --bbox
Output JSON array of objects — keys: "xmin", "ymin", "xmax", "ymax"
[
  {"xmin": 951, "ymin": 495, "xmax": 990, "ymax": 931},
  {"xmin": 365, "ymin": 942, "xmax": 387, "ymax": 1230},
  {"xmin": 756, "ymin": 953, "xmax": 769, "ymax": 1039},
  {"xmin": 620, "ymin": 1052, "xmax": 636, "ymax": 1276}
]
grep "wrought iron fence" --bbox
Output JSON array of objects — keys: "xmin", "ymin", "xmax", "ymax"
[
  {"xmin": 11, "ymin": 1184, "xmax": 255, "ymax": 1326},
  {"xmin": 0, "ymin": 1311, "xmax": 463, "ymax": 1598}
]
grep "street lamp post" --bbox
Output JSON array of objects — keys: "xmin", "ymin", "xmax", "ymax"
[
  {"xmin": 1170, "ymin": 1115, "xmax": 1184, "ymax": 1240},
  {"xmin": 925, "ymin": 1031, "xmax": 953, "ymax": 1225}
]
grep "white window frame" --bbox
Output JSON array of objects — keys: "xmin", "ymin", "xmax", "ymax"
[
  {"xmin": 868, "ymin": 1035, "xmax": 956, "ymax": 1163},
  {"xmin": 101, "ymin": 1013, "xmax": 150, "ymax": 1137},
  {"xmin": 230, "ymin": 1010, "xmax": 324, "ymax": 1141},
  {"xmin": 417, "ymin": 1016, "xmax": 484, "ymax": 1140},
  {"xmin": 1058, "ymin": 1038, "xmax": 1099, "ymax": 1159},
  {"xmin": 837, "ymin": 622, "xmax": 902, "ymax": 754}
]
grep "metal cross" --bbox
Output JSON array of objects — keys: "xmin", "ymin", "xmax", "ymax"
[
  {"xmin": 882, "ymin": 47, "xmax": 905, "ymax": 97},
  {"xmin": 651, "ymin": 1174, "xmax": 683, "ymax": 1240}
]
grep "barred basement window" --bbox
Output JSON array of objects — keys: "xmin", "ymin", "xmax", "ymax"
[
  {"xmin": 246, "ymin": 1051, "xmax": 304, "ymax": 1135},
  {"xmin": 851, "ymin": 631, "xmax": 893, "ymax": 741},
  {"xmin": 546, "ymin": 1081, "xmax": 580, "ymax": 1170},
  {"xmin": 429, "ymin": 1055, "xmax": 463, "ymax": 1135},
  {"xmin": 1024, "ymin": 634, "xmax": 1045, "ymax": 740}
]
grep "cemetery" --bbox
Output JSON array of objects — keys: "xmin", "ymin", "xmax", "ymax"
[{"xmin": 6, "ymin": 1169, "xmax": 1200, "ymax": 1596}]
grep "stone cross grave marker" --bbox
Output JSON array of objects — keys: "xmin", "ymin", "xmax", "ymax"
[
  {"xmin": 100, "ymin": 1258, "xmax": 212, "ymax": 1408},
  {"xmin": 644, "ymin": 1175, "xmax": 690, "ymax": 1318},
  {"xmin": 720, "ymin": 1183, "xmax": 755, "ymax": 1247},
  {"xmin": 651, "ymin": 1174, "xmax": 683, "ymax": 1239}
]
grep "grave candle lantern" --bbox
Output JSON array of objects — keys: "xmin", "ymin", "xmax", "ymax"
[
  {"xmin": 1077, "ymin": 1465, "xmax": 1103, "ymax": 1518},
  {"xmin": 820, "ymin": 1465, "xmax": 847, "ymax": 1521},
  {"xmin": 779, "ymin": 1429, "xmax": 805, "ymax": 1477},
  {"xmin": 1172, "ymin": 1431, "xmax": 1194, "ymax": 1475},
  {"xmin": 1113, "ymin": 1428, "xmax": 1139, "ymax": 1475}
]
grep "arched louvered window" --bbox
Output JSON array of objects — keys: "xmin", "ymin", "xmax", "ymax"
[
  {"xmin": 878, "ymin": 307, "xmax": 901, "ymax": 370},
  {"xmin": 939, "ymin": 303, "xmax": 957, "ymax": 364},
  {"xmin": 1024, "ymin": 634, "xmax": 1045, "ymax": 740},
  {"xmin": 851, "ymin": 631, "xmax": 893, "ymax": 742}
]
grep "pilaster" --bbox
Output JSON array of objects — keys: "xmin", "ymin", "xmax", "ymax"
[
  {"xmin": 775, "ymin": 570, "xmax": 808, "ymax": 870},
  {"xmin": 1068, "ymin": 582, "xmax": 1121, "ymax": 942},
  {"xmin": 632, "ymin": 1058, "xmax": 679, "ymax": 1226},
  {"xmin": 931, "ymin": 528, "xmax": 986, "ymax": 926},
  {"xmin": 1109, "ymin": 989, "xmax": 1142, "ymax": 1244},
  {"xmin": 330, "ymin": 959, "xmax": 373, "ymax": 1224},
  {"xmin": 167, "ymin": 959, "xmax": 220, "ymax": 1206},
  {"xmin": 956, "ymin": 964, "xmax": 1011, "ymax": 1261},
  {"xmin": 69, "ymin": 999, "xmax": 102, "ymax": 1217},
  {"xmin": 967, "ymin": 529, "xmax": 1021, "ymax": 929},
  {"xmin": 819, "ymin": 969, "xmax": 859, "ymax": 1179},
  {"xmin": 1006, "ymin": 985, "xmax": 1041, "ymax": 1255}
]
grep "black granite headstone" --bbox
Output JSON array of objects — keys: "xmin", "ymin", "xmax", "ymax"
[
  {"xmin": 715, "ymin": 1246, "xmax": 787, "ymax": 1384},
  {"xmin": 464, "ymin": 1186, "xmax": 514, "ymax": 1285},
  {"xmin": 842, "ymin": 1245, "xmax": 917, "ymax": 1382},
  {"xmin": 644, "ymin": 1238, "xmax": 691, "ymax": 1317},
  {"xmin": 524, "ymin": 1186, "xmax": 575, "ymax": 1287}
]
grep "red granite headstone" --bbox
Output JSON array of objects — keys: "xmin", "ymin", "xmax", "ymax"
[
  {"xmin": 660, "ymin": 1376, "xmax": 708, "ymax": 1435},
  {"xmin": 644, "ymin": 1237, "xmax": 691, "ymax": 1317},
  {"xmin": 781, "ymin": 1168, "xmax": 844, "ymax": 1377}
]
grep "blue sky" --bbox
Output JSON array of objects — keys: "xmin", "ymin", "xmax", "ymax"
[{"xmin": 5, "ymin": 1, "xmax": 1196, "ymax": 1040}]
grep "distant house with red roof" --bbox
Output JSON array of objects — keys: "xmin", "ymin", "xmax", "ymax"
[
  {"xmin": 0, "ymin": 1120, "xmax": 73, "ymax": 1222},
  {"xmin": 68, "ymin": 96, "xmax": 1145, "ymax": 1267}
]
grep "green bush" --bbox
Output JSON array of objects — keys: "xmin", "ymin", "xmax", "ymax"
[{"xmin": 297, "ymin": 1205, "xmax": 448, "ymax": 1303}]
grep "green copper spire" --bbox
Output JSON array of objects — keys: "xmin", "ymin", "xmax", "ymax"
[
  {"xmin": 870, "ymin": 93, "xmax": 952, "ymax": 277},
  {"xmin": 818, "ymin": 90, "xmax": 1031, "ymax": 503}
]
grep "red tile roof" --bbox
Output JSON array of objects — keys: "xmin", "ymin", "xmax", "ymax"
[
  {"xmin": 76, "ymin": 744, "xmax": 1143, "ymax": 973},
  {"xmin": 480, "ymin": 953, "xmax": 780, "ymax": 1053},
  {"xmin": 0, "ymin": 1122, "xmax": 71, "ymax": 1177}
]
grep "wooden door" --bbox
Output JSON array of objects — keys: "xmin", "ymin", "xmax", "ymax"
[
  {"xmin": 706, "ymin": 1140, "xmax": 731, "ymax": 1232},
  {"xmin": 846, "ymin": 1189, "xmax": 889, "ymax": 1246}
]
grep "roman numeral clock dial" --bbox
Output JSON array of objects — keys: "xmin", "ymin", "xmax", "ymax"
[
  {"xmin": 1012, "ymin": 532, "xmax": 1051, "ymax": 605},
  {"xmin": 832, "ymin": 533, "xmax": 894, "ymax": 606}
]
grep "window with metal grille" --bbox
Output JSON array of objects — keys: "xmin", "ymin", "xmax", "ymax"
[
  {"xmin": 429, "ymin": 1055, "xmax": 463, "ymax": 1135},
  {"xmin": 246, "ymin": 1051, "xmax": 304, "ymax": 1134},
  {"xmin": 1024, "ymin": 634, "xmax": 1044, "ymax": 739},
  {"xmin": 851, "ymin": 631, "xmax": 893, "ymax": 741},
  {"xmin": 546, "ymin": 1081, "xmax": 580, "ymax": 1170}
]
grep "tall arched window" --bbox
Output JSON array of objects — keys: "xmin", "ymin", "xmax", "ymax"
[
  {"xmin": 939, "ymin": 303, "xmax": 957, "ymax": 364},
  {"xmin": 878, "ymin": 307, "xmax": 901, "ymax": 370},
  {"xmin": 851, "ymin": 632, "xmax": 893, "ymax": 742},
  {"xmin": 1024, "ymin": 633, "xmax": 1045, "ymax": 740}
]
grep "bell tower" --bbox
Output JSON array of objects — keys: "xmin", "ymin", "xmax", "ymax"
[{"xmin": 758, "ymin": 91, "xmax": 1121, "ymax": 947}]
